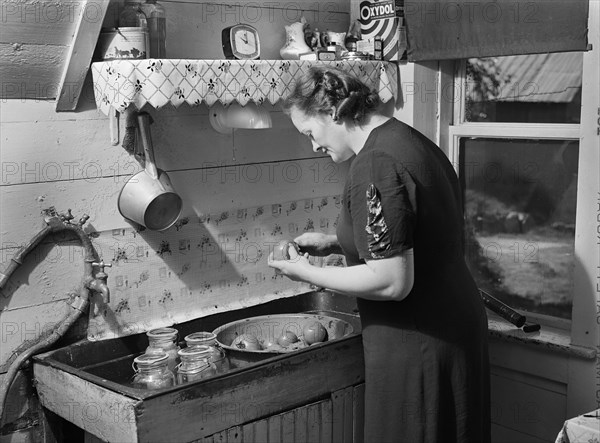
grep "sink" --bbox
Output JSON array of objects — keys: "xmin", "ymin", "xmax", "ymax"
[{"xmin": 33, "ymin": 290, "xmax": 364, "ymax": 442}]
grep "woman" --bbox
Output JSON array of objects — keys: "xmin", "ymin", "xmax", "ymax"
[{"xmin": 268, "ymin": 66, "xmax": 490, "ymax": 443}]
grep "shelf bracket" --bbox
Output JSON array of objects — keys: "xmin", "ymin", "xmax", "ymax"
[{"xmin": 55, "ymin": 0, "xmax": 109, "ymax": 112}]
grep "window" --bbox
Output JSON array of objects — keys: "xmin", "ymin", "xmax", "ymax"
[{"xmin": 450, "ymin": 53, "xmax": 583, "ymax": 321}]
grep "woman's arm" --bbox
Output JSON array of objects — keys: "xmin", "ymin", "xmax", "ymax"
[{"xmin": 268, "ymin": 247, "xmax": 414, "ymax": 301}]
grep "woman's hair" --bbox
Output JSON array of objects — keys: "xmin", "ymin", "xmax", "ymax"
[{"xmin": 282, "ymin": 66, "xmax": 381, "ymax": 125}]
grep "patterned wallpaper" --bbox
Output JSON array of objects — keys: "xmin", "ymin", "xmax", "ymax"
[{"xmin": 88, "ymin": 194, "xmax": 345, "ymax": 340}]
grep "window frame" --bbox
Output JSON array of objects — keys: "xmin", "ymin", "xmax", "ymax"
[{"xmin": 448, "ymin": 58, "xmax": 581, "ymax": 330}]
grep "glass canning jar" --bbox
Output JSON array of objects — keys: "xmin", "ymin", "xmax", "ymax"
[
  {"xmin": 184, "ymin": 331, "xmax": 230, "ymax": 373},
  {"xmin": 146, "ymin": 327, "xmax": 180, "ymax": 373},
  {"xmin": 175, "ymin": 346, "xmax": 217, "ymax": 384},
  {"xmin": 132, "ymin": 352, "xmax": 175, "ymax": 389},
  {"xmin": 119, "ymin": 1, "xmax": 147, "ymax": 28},
  {"xmin": 139, "ymin": 0, "xmax": 166, "ymax": 58}
]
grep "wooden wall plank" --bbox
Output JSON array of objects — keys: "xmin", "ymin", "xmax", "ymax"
[
  {"xmin": 0, "ymin": 119, "xmax": 135, "ymax": 185},
  {"xmin": 281, "ymin": 409, "xmax": 295, "ymax": 443},
  {"xmin": 489, "ymin": 339, "xmax": 569, "ymax": 384},
  {"xmin": 268, "ymin": 413, "xmax": 282, "ymax": 441},
  {"xmin": 0, "ymin": 43, "xmax": 67, "ymax": 99},
  {"xmin": 0, "ymin": 157, "xmax": 347, "ymax": 243},
  {"xmin": 165, "ymin": 0, "xmax": 350, "ymax": 60},
  {"xmin": 0, "ymin": 104, "xmax": 325, "ymax": 185},
  {"xmin": 293, "ymin": 403, "xmax": 308, "ymax": 442},
  {"xmin": 226, "ymin": 426, "xmax": 242, "ymax": 442},
  {"xmin": 491, "ymin": 423, "xmax": 548, "ymax": 443},
  {"xmin": 352, "ymin": 383, "xmax": 365, "ymax": 443},
  {"xmin": 207, "ymin": 399, "xmax": 335, "ymax": 443},
  {"xmin": 0, "ymin": 239, "xmax": 90, "ymax": 311},
  {"xmin": 306, "ymin": 401, "xmax": 320, "ymax": 442},
  {"xmin": 253, "ymin": 418, "xmax": 269, "ymax": 442},
  {"xmin": 490, "ymin": 372, "xmax": 567, "ymax": 442},
  {"xmin": 343, "ymin": 386, "xmax": 354, "ymax": 442},
  {"xmin": 0, "ymin": 301, "xmax": 75, "ymax": 369},
  {"xmin": 331, "ymin": 388, "xmax": 345, "ymax": 442},
  {"xmin": 321, "ymin": 398, "xmax": 334, "ymax": 443},
  {"xmin": 241, "ymin": 421, "xmax": 254, "ymax": 442},
  {"xmin": 0, "ymin": 0, "xmax": 85, "ymax": 46}
]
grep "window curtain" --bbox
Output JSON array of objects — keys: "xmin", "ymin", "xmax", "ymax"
[{"xmin": 403, "ymin": 0, "xmax": 589, "ymax": 61}]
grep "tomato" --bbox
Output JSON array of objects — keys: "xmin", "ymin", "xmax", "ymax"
[
  {"xmin": 264, "ymin": 342, "xmax": 284, "ymax": 352},
  {"xmin": 273, "ymin": 240, "xmax": 299, "ymax": 261},
  {"xmin": 303, "ymin": 321, "xmax": 328, "ymax": 345},
  {"xmin": 231, "ymin": 334, "xmax": 262, "ymax": 350},
  {"xmin": 277, "ymin": 330, "xmax": 299, "ymax": 347}
]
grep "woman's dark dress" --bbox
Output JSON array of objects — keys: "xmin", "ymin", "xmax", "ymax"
[{"xmin": 336, "ymin": 118, "xmax": 490, "ymax": 443}]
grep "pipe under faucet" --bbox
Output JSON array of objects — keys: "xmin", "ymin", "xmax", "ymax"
[{"xmin": 0, "ymin": 209, "xmax": 111, "ymax": 423}]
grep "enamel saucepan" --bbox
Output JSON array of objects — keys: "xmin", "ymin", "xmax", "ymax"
[{"xmin": 117, "ymin": 112, "xmax": 182, "ymax": 231}]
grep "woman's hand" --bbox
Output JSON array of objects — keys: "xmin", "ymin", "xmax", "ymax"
[
  {"xmin": 294, "ymin": 233, "xmax": 342, "ymax": 256},
  {"xmin": 268, "ymin": 244, "xmax": 312, "ymax": 282}
]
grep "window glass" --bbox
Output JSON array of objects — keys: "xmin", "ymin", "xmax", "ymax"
[
  {"xmin": 460, "ymin": 138, "xmax": 578, "ymax": 319},
  {"xmin": 465, "ymin": 53, "xmax": 583, "ymax": 123}
]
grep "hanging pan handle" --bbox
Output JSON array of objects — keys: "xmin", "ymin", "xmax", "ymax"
[{"xmin": 137, "ymin": 112, "xmax": 159, "ymax": 180}]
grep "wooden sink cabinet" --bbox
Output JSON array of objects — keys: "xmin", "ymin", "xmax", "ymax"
[{"xmin": 32, "ymin": 291, "xmax": 366, "ymax": 442}]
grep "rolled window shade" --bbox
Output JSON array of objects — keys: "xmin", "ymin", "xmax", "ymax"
[{"xmin": 404, "ymin": 0, "xmax": 589, "ymax": 61}]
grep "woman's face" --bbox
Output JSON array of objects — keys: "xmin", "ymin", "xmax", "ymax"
[{"xmin": 289, "ymin": 107, "xmax": 354, "ymax": 163}]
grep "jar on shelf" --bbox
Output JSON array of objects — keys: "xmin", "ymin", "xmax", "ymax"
[
  {"xmin": 119, "ymin": 1, "xmax": 147, "ymax": 28},
  {"xmin": 139, "ymin": 0, "xmax": 166, "ymax": 58},
  {"xmin": 146, "ymin": 327, "xmax": 180, "ymax": 373},
  {"xmin": 184, "ymin": 331, "xmax": 230, "ymax": 373},
  {"xmin": 132, "ymin": 352, "xmax": 175, "ymax": 389},
  {"xmin": 175, "ymin": 346, "xmax": 217, "ymax": 384}
]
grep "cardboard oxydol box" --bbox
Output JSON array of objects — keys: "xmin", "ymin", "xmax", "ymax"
[{"xmin": 358, "ymin": 0, "xmax": 403, "ymax": 61}]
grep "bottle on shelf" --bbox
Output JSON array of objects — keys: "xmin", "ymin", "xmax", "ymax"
[
  {"xmin": 374, "ymin": 36, "xmax": 383, "ymax": 60},
  {"xmin": 140, "ymin": 0, "xmax": 167, "ymax": 58},
  {"xmin": 118, "ymin": 1, "xmax": 149, "ymax": 58},
  {"xmin": 119, "ymin": 1, "xmax": 147, "ymax": 28}
]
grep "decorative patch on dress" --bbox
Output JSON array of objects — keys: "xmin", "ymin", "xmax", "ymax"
[{"xmin": 365, "ymin": 183, "xmax": 391, "ymax": 258}]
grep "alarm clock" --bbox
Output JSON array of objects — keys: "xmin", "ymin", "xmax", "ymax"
[{"xmin": 222, "ymin": 24, "xmax": 260, "ymax": 60}]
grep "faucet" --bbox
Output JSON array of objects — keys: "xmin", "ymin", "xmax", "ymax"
[{"xmin": 86, "ymin": 260, "xmax": 112, "ymax": 305}]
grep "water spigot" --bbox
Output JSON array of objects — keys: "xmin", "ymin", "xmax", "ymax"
[
  {"xmin": 89, "ymin": 260, "xmax": 112, "ymax": 304},
  {"xmin": 78, "ymin": 214, "xmax": 90, "ymax": 227},
  {"xmin": 60, "ymin": 209, "xmax": 74, "ymax": 223}
]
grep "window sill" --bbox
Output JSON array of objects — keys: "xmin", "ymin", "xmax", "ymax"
[{"xmin": 487, "ymin": 313, "xmax": 596, "ymax": 360}]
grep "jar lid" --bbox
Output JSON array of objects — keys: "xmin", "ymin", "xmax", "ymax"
[
  {"xmin": 185, "ymin": 331, "xmax": 216, "ymax": 345},
  {"xmin": 178, "ymin": 345, "xmax": 211, "ymax": 358},
  {"xmin": 147, "ymin": 327, "xmax": 178, "ymax": 340},
  {"xmin": 134, "ymin": 352, "xmax": 168, "ymax": 366}
]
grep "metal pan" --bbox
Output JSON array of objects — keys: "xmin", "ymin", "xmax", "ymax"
[{"xmin": 117, "ymin": 112, "xmax": 182, "ymax": 231}]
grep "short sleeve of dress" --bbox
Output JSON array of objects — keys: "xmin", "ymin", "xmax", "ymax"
[{"xmin": 347, "ymin": 150, "xmax": 416, "ymax": 261}]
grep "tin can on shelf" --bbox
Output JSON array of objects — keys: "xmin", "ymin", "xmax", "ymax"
[
  {"xmin": 341, "ymin": 52, "xmax": 371, "ymax": 61},
  {"xmin": 97, "ymin": 27, "xmax": 148, "ymax": 60}
]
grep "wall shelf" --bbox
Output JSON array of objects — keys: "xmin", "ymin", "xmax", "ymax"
[{"xmin": 91, "ymin": 59, "xmax": 399, "ymax": 116}]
